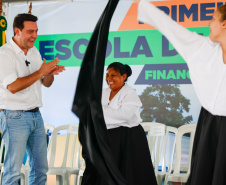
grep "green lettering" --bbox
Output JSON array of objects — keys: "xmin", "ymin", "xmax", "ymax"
[
  {"xmin": 166, "ymin": 70, "xmax": 176, "ymax": 79},
  {"xmin": 145, "ymin": 70, "xmax": 153, "ymax": 80},
  {"xmin": 187, "ymin": 71, "xmax": 190, "ymax": 79},
  {"xmin": 157, "ymin": 70, "xmax": 166, "ymax": 79},
  {"xmin": 176, "ymin": 70, "xmax": 186, "ymax": 79},
  {"xmin": 153, "ymin": 70, "xmax": 157, "ymax": 80}
]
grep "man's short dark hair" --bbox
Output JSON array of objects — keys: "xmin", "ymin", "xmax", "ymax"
[{"xmin": 13, "ymin": 13, "xmax": 38, "ymax": 35}]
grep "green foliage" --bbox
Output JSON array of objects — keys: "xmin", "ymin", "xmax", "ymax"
[{"xmin": 139, "ymin": 84, "xmax": 193, "ymax": 128}]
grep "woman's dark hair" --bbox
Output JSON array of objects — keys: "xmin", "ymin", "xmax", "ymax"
[
  {"xmin": 13, "ymin": 13, "xmax": 38, "ymax": 36},
  {"xmin": 218, "ymin": 5, "xmax": 226, "ymax": 22},
  {"xmin": 107, "ymin": 62, "xmax": 132, "ymax": 82}
]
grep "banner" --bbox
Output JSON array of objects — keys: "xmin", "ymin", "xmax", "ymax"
[{"xmin": 6, "ymin": 0, "xmax": 222, "ymax": 128}]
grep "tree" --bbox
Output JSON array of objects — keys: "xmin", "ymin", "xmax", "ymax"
[{"xmin": 139, "ymin": 84, "xmax": 193, "ymax": 128}]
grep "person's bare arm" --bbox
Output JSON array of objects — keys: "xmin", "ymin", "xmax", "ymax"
[{"xmin": 7, "ymin": 57, "xmax": 61, "ymax": 94}]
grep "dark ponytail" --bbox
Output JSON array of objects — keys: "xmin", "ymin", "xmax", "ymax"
[{"xmin": 107, "ymin": 62, "xmax": 132, "ymax": 82}]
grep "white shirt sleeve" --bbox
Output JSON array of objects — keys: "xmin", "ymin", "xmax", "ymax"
[
  {"xmin": 103, "ymin": 91, "xmax": 142, "ymax": 125},
  {"xmin": 138, "ymin": 0, "xmax": 206, "ymax": 62},
  {"xmin": 0, "ymin": 54, "xmax": 17, "ymax": 89}
]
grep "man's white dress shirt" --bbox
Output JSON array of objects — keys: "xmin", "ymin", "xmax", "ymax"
[{"xmin": 0, "ymin": 39, "xmax": 43, "ymax": 110}]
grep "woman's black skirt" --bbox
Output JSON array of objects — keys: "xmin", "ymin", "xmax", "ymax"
[
  {"xmin": 82, "ymin": 125, "xmax": 157, "ymax": 185},
  {"xmin": 186, "ymin": 107, "xmax": 226, "ymax": 185}
]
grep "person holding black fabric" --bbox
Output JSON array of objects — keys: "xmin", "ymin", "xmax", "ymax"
[
  {"xmin": 82, "ymin": 62, "xmax": 157, "ymax": 185},
  {"xmin": 100, "ymin": 62, "xmax": 157, "ymax": 185},
  {"xmin": 133, "ymin": 0, "xmax": 226, "ymax": 185}
]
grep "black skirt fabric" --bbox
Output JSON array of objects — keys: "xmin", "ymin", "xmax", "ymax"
[
  {"xmin": 186, "ymin": 107, "xmax": 226, "ymax": 185},
  {"xmin": 82, "ymin": 125, "xmax": 157, "ymax": 185}
]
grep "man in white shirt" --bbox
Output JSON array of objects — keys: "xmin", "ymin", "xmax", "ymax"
[{"xmin": 0, "ymin": 13, "xmax": 65, "ymax": 185}]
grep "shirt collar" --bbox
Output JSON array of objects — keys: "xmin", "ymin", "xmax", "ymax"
[{"xmin": 9, "ymin": 38, "xmax": 34, "ymax": 55}]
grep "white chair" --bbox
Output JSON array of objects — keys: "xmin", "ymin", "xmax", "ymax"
[
  {"xmin": 44, "ymin": 123, "xmax": 55, "ymax": 152},
  {"xmin": 20, "ymin": 123, "xmax": 55, "ymax": 185},
  {"xmin": 141, "ymin": 122, "xmax": 178, "ymax": 185},
  {"xmin": 65, "ymin": 142, "xmax": 83, "ymax": 185},
  {"xmin": 47, "ymin": 124, "xmax": 81, "ymax": 185},
  {"xmin": 0, "ymin": 138, "xmax": 5, "ymax": 185},
  {"xmin": 0, "ymin": 138, "xmax": 4, "ymax": 170},
  {"xmin": 155, "ymin": 126, "xmax": 178, "ymax": 185},
  {"xmin": 141, "ymin": 122, "xmax": 166, "ymax": 170},
  {"xmin": 0, "ymin": 123, "xmax": 55, "ymax": 185},
  {"xmin": 164, "ymin": 123, "xmax": 197, "ymax": 185},
  {"xmin": 76, "ymin": 159, "xmax": 85, "ymax": 185},
  {"xmin": 20, "ymin": 164, "xmax": 30, "ymax": 185},
  {"xmin": 0, "ymin": 140, "xmax": 30, "ymax": 185}
]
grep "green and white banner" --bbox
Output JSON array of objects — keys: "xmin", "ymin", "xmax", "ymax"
[{"xmin": 5, "ymin": 0, "xmax": 219, "ymax": 128}]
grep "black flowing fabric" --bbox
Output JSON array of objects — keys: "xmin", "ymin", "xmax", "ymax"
[
  {"xmin": 186, "ymin": 107, "xmax": 226, "ymax": 185},
  {"xmin": 72, "ymin": 1, "xmax": 127, "ymax": 185}
]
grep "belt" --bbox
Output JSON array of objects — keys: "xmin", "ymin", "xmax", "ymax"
[{"xmin": 25, "ymin": 107, "xmax": 39, "ymax": 113}]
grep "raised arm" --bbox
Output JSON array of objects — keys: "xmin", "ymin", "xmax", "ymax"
[{"xmin": 134, "ymin": 0, "xmax": 207, "ymax": 62}]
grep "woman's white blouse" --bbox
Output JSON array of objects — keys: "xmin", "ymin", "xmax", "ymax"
[
  {"xmin": 102, "ymin": 84, "xmax": 142, "ymax": 129},
  {"xmin": 138, "ymin": 0, "xmax": 226, "ymax": 116}
]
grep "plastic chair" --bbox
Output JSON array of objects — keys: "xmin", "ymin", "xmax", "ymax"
[
  {"xmin": 76, "ymin": 159, "xmax": 85, "ymax": 185},
  {"xmin": 0, "ymin": 139, "xmax": 30, "ymax": 185},
  {"xmin": 155, "ymin": 126, "xmax": 178, "ymax": 185},
  {"xmin": 0, "ymin": 138, "xmax": 5, "ymax": 185},
  {"xmin": 141, "ymin": 122, "xmax": 166, "ymax": 169},
  {"xmin": 66, "ymin": 143, "xmax": 83, "ymax": 185},
  {"xmin": 47, "ymin": 124, "xmax": 81, "ymax": 185},
  {"xmin": 0, "ymin": 123, "xmax": 55, "ymax": 185},
  {"xmin": 44, "ymin": 123, "xmax": 55, "ymax": 152},
  {"xmin": 44, "ymin": 123, "xmax": 55, "ymax": 132},
  {"xmin": 164, "ymin": 123, "xmax": 197, "ymax": 185},
  {"xmin": 20, "ymin": 123, "xmax": 55, "ymax": 185},
  {"xmin": 0, "ymin": 137, "xmax": 4, "ymax": 170}
]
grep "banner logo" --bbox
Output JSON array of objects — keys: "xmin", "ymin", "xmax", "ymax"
[
  {"xmin": 0, "ymin": 16, "xmax": 7, "ymax": 46},
  {"xmin": 135, "ymin": 64, "xmax": 191, "ymax": 85},
  {"xmin": 36, "ymin": 27, "xmax": 210, "ymax": 67},
  {"xmin": 119, "ymin": 0, "xmax": 225, "ymax": 31}
]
